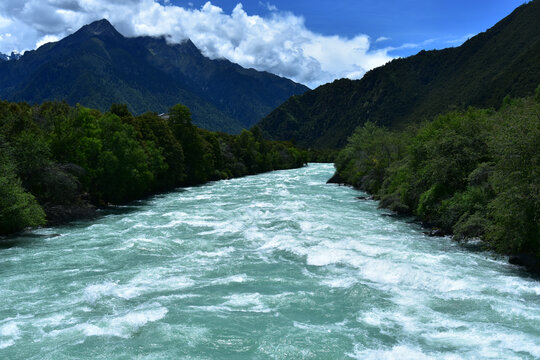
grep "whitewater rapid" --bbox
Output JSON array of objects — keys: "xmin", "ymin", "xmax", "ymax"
[{"xmin": 0, "ymin": 164, "xmax": 538, "ymax": 359}]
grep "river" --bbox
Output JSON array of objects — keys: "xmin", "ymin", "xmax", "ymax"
[{"xmin": 0, "ymin": 163, "xmax": 539, "ymax": 359}]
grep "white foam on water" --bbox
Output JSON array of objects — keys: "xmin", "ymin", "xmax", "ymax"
[
  {"xmin": 49, "ymin": 304, "xmax": 168, "ymax": 340},
  {"xmin": 222, "ymin": 293, "xmax": 272, "ymax": 313},
  {"xmin": 243, "ymin": 226, "xmax": 266, "ymax": 243},
  {"xmin": 0, "ymin": 321, "xmax": 20, "ymax": 337},
  {"xmin": 424, "ymin": 328, "xmax": 540, "ymax": 359},
  {"xmin": 248, "ymin": 201, "xmax": 274, "ymax": 209},
  {"xmin": 194, "ymin": 246, "xmax": 235, "ymax": 258},
  {"xmin": 158, "ymin": 219, "xmax": 187, "ymax": 229},
  {"xmin": 192, "ymin": 194, "xmax": 213, "ymax": 201},
  {"xmin": 258, "ymin": 234, "xmax": 296, "ymax": 251},
  {"xmin": 490, "ymin": 300, "xmax": 540, "ymax": 321},
  {"xmin": 0, "ymin": 339, "xmax": 15, "ymax": 349},
  {"xmin": 292, "ymin": 319, "xmax": 349, "ymax": 333},
  {"xmin": 497, "ymin": 275, "xmax": 540, "ymax": 296},
  {"xmin": 191, "ymin": 293, "xmax": 275, "ymax": 314},
  {"xmin": 92, "ymin": 306, "xmax": 167, "ymax": 338},
  {"xmin": 211, "ymin": 274, "xmax": 249, "ymax": 285},
  {"xmin": 0, "ymin": 321, "xmax": 21, "ymax": 349},
  {"xmin": 82, "ymin": 272, "xmax": 193, "ymax": 306},
  {"xmin": 162, "ymin": 211, "xmax": 189, "ymax": 218},
  {"xmin": 306, "ymin": 247, "xmax": 359, "ymax": 267},
  {"xmin": 321, "ymin": 277, "xmax": 358, "ymax": 288},
  {"xmin": 30, "ymin": 313, "xmax": 72, "ymax": 330},
  {"xmin": 299, "ymin": 221, "xmax": 330, "ymax": 232},
  {"xmin": 83, "ymin": 282, "xmax": 136, "ymax": 304},
  {"xmin": 348, "ymin": 344, "xmax": 448, "ymax": 360}
]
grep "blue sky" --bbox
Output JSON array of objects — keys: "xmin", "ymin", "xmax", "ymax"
[
  {"xmin": 0, "ymin": 0, "xmax": 527, "ymax": 87},
  {"xmin": 172, "ymin": 0, "xmax": 524, "ymax": 57}
]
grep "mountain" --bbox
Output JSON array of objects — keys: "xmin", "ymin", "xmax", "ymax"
[
  {"xmin": 0, "ymin": 20, "xmax": 308, "ymax": 133},
  {"xmin": 258, "ymin": 0, "xmax": 540, "ymax": 148},
  {"xmin": 0, "ymin": 52, "xmax": 21, "ymax": 61}
]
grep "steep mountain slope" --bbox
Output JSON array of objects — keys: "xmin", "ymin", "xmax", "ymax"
[
  {"xmin": 0, "ymin": 20, "xmax": 308, "ymax": 133},
  {"xmin": 258, "ymin": 0, "xmax": 540, "ymax": 148}
]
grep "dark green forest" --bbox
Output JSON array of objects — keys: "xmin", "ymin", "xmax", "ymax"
[
  {"xmin": 0, "ymin": 101, "xmax": 306, "ymax": 235},
  {"xmin": 334, "ymin": 88, "xmax": 540, "ymax": 270},
  {"xmin": 258, "ymin": 0, "xmax": 540, "ymax": 148}
]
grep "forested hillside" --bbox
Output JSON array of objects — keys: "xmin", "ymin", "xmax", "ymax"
[
  {"xmin": 0, "ymin": 101, "xmax": 306, "ymax": 235},
  {"xmin": 332, "ymin": 88, "xmax": 540, "ymax": 271},
  {"xmin": 258, "ymin": 0, "xmax": 540, "ymax": 148}
]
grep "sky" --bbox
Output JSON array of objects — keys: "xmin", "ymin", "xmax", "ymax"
[{"xmin": 0, "ymin": 0, "xmax": 526, "ymax": 88}]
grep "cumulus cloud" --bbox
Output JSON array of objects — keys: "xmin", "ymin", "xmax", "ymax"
[{"xmin": 0, "ymin": 0, "xmax": 394, "ymax": 87}]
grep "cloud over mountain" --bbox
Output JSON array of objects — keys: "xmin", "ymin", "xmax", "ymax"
[{"xmin": 0, "ymin": 0, "xmax": 393, "ymax": 87}]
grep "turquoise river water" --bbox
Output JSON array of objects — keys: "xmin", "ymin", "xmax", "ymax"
[{"xmin": 0, "ymin": 164, "xmax": 539, "ymax": 359}]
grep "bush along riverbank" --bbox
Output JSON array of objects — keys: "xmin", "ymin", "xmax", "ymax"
[
  {"xmin": 332, "ymin": 87, "xmax": 540, "ymax": 273},
  {"xmin": 0, "ymin": 101, "xmax": 307, "ymax": 235}
]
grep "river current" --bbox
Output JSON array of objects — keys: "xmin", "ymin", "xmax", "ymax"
[{"xmin": 0, "ymin": 164, "xmax": 539, "ymax": 359}]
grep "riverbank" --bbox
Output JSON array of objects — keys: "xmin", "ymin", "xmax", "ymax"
[
  {"xmin": 0, "ymin": 101, "xmax": 307, "ymax": 236},
  {"xmin": 37, "ymin": 162, "xmax": 309, "ymax": 233},
  {"xmin": 331, "ymin": 93, "xmax": 540, "ymax": 274}
]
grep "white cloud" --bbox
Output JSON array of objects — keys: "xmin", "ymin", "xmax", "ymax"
[
  {"xmin": 0, "ymin": 0, "xmax": 394, "ymax": 88},
  {"xmin": 446, "ymin": 33, "xmax": 475, "ymax": 45},
  {"xmin": 375, "ymin": 36, "xmax": 389, "ymax": 43},
  {"xmin": 36, "ymin": 34, "xmax": 60, "ymax": 48},
  {"xmin": 259, "ymin": 2, "xmax": 278, "ymax": 12}
]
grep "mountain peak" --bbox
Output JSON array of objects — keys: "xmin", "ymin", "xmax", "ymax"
[
  {"xmin": 79, "ymin": 19, "xmax": 122, "ymax": 38},
  {"xmin": 0, "ymin": 18, "xmax": 308, "ymax": 133}
]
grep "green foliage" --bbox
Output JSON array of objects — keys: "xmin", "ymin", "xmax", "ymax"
[
  {"xmin": 0, "ymin": 174, "xmax": 46, "ymax": 234},
  {"xmin": 0, "ymin": 99, "xmax": 306, "ymax": 234},
  {"xmin": 170, "ymin": 104, "xmax": 213, "ymax": 184},
  {"xmin": 335, "ymin": 92, "xmax": 540, "ymax": 261},
  {"xmin": 259, "ymin": 0, "xmax": 540, "ymax": 148},
  {"xmin": 0, "ymin": 136, "xmax": 45, "ymax": 234},
  {"xmin": 485, "ymin": 98, "xmax": 540, "ymax": 254},
  {"xmin": 132, "ymin": 112, "xmax": 186, "ymax": 188},
  {"xmin": 304, "ymin": 148, "xmax": 338, "ymax": 163},
  {"xmin": 335, "ymin": 122, "xmax": 410, "ymax": 193},
  {"xmin": 94, "ymin": 113, "xmax": 156, "ymax": 202}
]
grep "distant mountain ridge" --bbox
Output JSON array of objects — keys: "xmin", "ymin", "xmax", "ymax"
[
  {"xmin": 257, "ymin": 0, "xmax": 540, "ymax": 148},
  {"xmin": 0, "ymin": 52, "xmax": 21, "ymax": 61},
  {"xmin": 0, "ymin": 19, "xmax": 308, "ymax": 133}
]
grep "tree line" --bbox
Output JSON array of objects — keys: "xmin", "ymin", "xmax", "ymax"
[
  {"xmin": 334, "ymin": 87, "xmax": 540, "ymax": 269},
  {"xmin": 0, "ymin": 101, "xmax": 307, "ymax": 235}
]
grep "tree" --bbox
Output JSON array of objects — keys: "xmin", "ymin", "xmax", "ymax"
[{"xmin": 0, "ymin": 137, "xmax": 45, "ymax": 234}]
